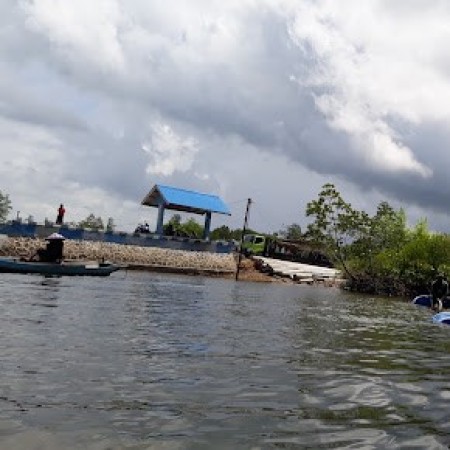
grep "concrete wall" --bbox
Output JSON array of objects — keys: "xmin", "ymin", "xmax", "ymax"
[{"xmin": 0, "ymin": 221, "xmax": 235, "ymax": 254}]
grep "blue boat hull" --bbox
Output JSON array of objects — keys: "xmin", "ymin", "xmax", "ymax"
[
  {"xmin": 0, "ymin": 258, "xmax": 119, "ymax": 277},
  {"xmin": 412, "ymin": 294, "xmax": 450, "ymax": 309}
]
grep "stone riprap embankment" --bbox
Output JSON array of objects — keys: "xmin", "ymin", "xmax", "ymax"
[{"xmin": 0, "ymin": 237, "xmax": 236, "ymax": 275}]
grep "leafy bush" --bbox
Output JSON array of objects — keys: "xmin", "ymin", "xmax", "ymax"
[{"xmin": 306, "ymin": 184, "xmax": 450, "ymax": 296}]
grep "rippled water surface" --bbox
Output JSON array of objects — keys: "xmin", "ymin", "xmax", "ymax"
[{"xmin": 1, "ymin": 271, "xmax": 450, "ymax": 449}]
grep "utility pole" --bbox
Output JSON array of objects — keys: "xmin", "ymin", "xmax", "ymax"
[{"xmin": 235, "ymin": 198, "xmax": 252, "ymax": 281}]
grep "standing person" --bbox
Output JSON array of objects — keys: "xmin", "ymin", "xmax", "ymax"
[
  {"xmin": 56, "ymin": 204, "xmax": 65, "ymax": 225},
  {"xmin": 432, "ymin": 273, "xmax": 448, "ymax": 311}
]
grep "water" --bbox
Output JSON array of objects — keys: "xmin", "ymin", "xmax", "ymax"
[{"xmin": 0, "ymin": 271, "xmax": 450, "ymax": 449}]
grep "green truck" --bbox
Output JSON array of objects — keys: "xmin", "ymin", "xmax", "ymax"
[
  {"xmin": 240, "ymin": 234, "xmax": 332, "ymax": 267},
  {"xmin": 241, "ymin": 234, "xmax": 267, "ymax": 256}
]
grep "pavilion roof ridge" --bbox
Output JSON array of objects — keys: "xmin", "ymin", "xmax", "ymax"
[
  {"xmin": 141, "ymin": 184, "xmax": 231, "ymax": 216},
  {"xmin": 156, "ymin": 184, "xmax": 222, "ymax": 199}
]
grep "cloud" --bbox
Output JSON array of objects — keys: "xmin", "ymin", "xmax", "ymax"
[
  {"xmin": 22, "ymin": 0, "xmax": 125, "ymax": 73},
  {"xmin": 287, "ymin": 1, "xmax": 437, "ymax": 178},
  {"xmin": 1, "ymin": 0, "xmax": 450, "ymax": 233},
  {"xmin": 142, "ymin": 122, "xmax": 199, "ymax": 176}
]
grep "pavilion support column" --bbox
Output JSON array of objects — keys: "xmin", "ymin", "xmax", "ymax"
[
  {"xmin": 203, "ymin": 212, "xmax": 212, "ymax": 240},
  {"xmin": 156, "ymin": 204, "xmax": 165, "ymax": 236}
]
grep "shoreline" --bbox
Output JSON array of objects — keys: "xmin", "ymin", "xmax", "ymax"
[
  {"xmin": 0, "ymin": 236, "xmax": 236, "ymax": 276},
  {"xmin": 0, "ymin": 236, "xmax": 345, "ymax": 285}
]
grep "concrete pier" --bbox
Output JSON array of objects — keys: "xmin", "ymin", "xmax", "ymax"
[{"xmin": 254, "ymin": 256, "xmax": 342, "ymax": 284}]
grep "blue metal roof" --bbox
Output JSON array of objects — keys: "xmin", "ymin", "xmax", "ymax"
[{"xmin": 141, "ymin": 184, "xmax": 231, "ymax": 215}]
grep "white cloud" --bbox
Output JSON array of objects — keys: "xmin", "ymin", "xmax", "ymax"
[
  {"xmin": 1, "ymin": 0, "xmax": 450, "ymax": 233},
  {"xmin": 142, "ymin": 122, "xmax": 199, "ymax": 176},
  {"xmin": 315, "ymin": 94, "xmax": 432, "ymax": 177},
  {"xmin": 0, "ymin": 117, "xmax": 65, "ymax": 187},
  {"xmin": 21, "ymin": 0, "xmax": 125, "ymax": 73},
  {"xmin": 287, "ymin": 0, "xmax": 450, "ymax": 177}
]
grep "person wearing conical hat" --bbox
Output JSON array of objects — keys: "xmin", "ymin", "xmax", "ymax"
[{"xmin": 33, "ymin": 233, "xmax": 65, "ymax": 263}]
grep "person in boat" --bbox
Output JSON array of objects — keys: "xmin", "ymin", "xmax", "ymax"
[
  {"xmin": 431, "ymin": 273, "xmax": 448, "ymax": 311},
  {"xmin": 33, "ymin": 233, "xmax": 65, "ymax": 263},
  {"xmin": 134, "ymin": 223, "xmax": 150, "ymax": 234}
]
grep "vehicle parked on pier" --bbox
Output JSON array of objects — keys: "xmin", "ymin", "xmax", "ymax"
[
  {"xmin": 241, "ymin": 234, "xmax": 332, "ymax": 267},
  {"xmin": 241, "ymin": 234, "xmax": 266, "ymax": 256}
]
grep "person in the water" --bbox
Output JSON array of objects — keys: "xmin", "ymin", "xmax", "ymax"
[{"xmin": 431, "ymin": 273, "xmax": 448, "ymax": 311}]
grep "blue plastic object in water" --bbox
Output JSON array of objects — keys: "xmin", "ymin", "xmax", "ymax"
[
  {"xmin": 412, "ymin": 294, "xmax": 450, "ymax": 309},
  {"xmin": 412, "ymin": 294, "xmax": 432, "ymax": 307},
  {"xmin": 432, "ymin": 312, "xmax": 450, "ymax": 325}
]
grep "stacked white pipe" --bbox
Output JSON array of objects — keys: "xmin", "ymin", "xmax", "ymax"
[{"xmin": 253, "ymin": 256, "xmax": 342, "ymax": 283}]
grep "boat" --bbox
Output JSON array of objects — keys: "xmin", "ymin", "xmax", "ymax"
[
  {"xmin": 412, "ymin": 294, "xmax": 450, "ymax": 309},
  {"xmin": 0, "ymin": 257, "xmax": 120, "ymax": 277}
]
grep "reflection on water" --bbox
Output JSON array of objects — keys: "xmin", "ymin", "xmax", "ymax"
[{"xmin": 1, "ymin": 272, "xmax": 450, "ymax": 449}]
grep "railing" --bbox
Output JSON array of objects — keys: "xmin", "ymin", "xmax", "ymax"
[{"xmin": 0, "ymin": 221, "xmax": 235, "ymax": 254}]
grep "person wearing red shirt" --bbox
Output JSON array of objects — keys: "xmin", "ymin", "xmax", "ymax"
[{"xmin": 56, "ymin": 204, "xmax": 65, "ymax": 225}]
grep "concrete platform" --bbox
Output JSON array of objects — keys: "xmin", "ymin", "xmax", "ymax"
[{"xmin": 253, "ymin": 256, "xmax": 342, "ymax": 282}]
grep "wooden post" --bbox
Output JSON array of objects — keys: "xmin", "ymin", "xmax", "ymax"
[{"xmin": 235, "ymin": 198, "xmax": 252, "ymax": 281}]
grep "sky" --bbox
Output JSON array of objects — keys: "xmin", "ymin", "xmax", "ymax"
[{"xmin": 2, "ymin": 0, "xmax": 450, "ymax": 234}]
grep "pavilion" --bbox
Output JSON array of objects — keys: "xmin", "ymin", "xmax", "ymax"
[{"xmin": 141, "ymin": 184, "xmax": 231, "ymax": 239}]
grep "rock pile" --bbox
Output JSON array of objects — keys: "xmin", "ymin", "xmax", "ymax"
[{"xmin": 0, "ymin": 237, "xmax": 236, "ymax": 274}]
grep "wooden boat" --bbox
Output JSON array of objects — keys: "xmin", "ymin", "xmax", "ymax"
[{"xmin": 0, "ymin": 257, "xmax": 120, "ymax": 277}]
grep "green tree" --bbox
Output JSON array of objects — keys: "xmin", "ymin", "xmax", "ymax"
[
  {"xmin": 349, "ymin": 201, "xmax": 407, "ymax": 275},
  {"xmin": 169, "ymin": 214, "xmax": 182, "ymax": 227},
  {"xmin": 210, "ymin": 225, "xmax": 232, "ymax": 240},
  {"xmin": 386, "ymin": 220, "xmax": 444, "ymax": 293},
  {"xmin": 371, "ymin": 202, "xmax": 407, "ymax": 250},
  {"xmin": 399, "ymin": 220, "xmax": 430, "ymax": 268},
  {"xmin": 279, "ymin": 223, "xmax": 303, "ymax": 240},
  {"xmin": 182, "ymin": 218, "xmax": 203, "ymax": 238},
  {"xmin": 395, "ymin": 220, "xmax": 450, "ymax": 276},
  {"xmin": 306, "ymin": 183, "xmax": 450, "ymax": 295},
  {"xmin": 306, "ymin": 183, "xmax": 363, "ymax": 278},
  {"xmin": 78, "ymin": 214, "xmax": 104, "ymax": 231},
  {"xmin": 0, "ymin": 190, "xmax": 12, "ymax": 222},
  {"xmin": 163, "ymin": 216, "xmax": 204, "ymax": 237},
  {"xmin": 427, "ymin": 233, "xmax": 450, "ymax": 271}
]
